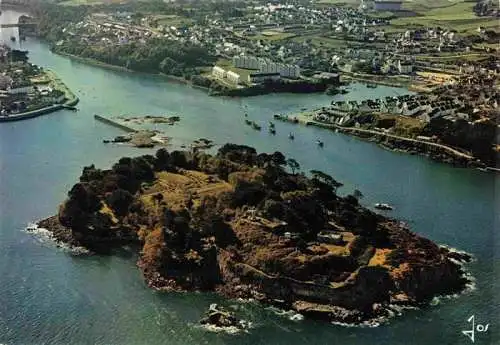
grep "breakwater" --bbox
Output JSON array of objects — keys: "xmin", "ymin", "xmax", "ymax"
[{"xmin": 93, "ymin": 114, "xmax": 138, "ymax": 132}]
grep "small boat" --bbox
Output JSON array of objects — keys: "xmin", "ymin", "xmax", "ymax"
[
  {"xmin": 244, "ymin": 119, "xmax": 252, "ymax": 125},
  {"xmin": 269, "ymin": 121, "xmax": 275, "ymax": 128},
  {"xmin": 269, "ymin": 128, "xmax": 276, "ymax": 135},
  {"xmin": 374, "ymin": 203, "xmax": 393, "ymax": 211},
  {"xmin": 10, "ymin": 36, "xmax": 16, "ymax": 42},
  {"xmin": 316, "ymin": 140, "xmax": 324, "ymax": 147},
  {"xmin": 366, "ymin": 83, "xmax": 378, "ymax": 88},
  {"xmin": 26, "ymin": 222, "xmax": 38, "ymax": 231},
  {"xmin": 252, "ymin": 122, "xmax": 261, "ymax": 131},
  {"xmin": 103, "ymin": 139, "xmax": 110, "ymax": 144},
  {"xmin": 288, "ymin": 132, "xmax": 295, "ymax": 140},
  {"xmin": 244, "ymin": 113, "xmax": 248, "ymax": 117}
]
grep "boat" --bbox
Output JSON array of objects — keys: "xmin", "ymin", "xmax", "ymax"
[
  {"xmin": 244, "ymin": 113, "xmax": 248, "ymax": 117},
  {"xmin": 252, "ymin": 122, "xmax": 261, "ymax": 131},
  {"xmin": 316, "ymin": 140, "xmax": 324, "ymax": 147},
  {"xmin": 10, "ymin": 36, "xmax": 16, "ymax": 42},
  {"xmin": 269, "ymin": 128, "xmax": 276, "ymax": 135},
  {"xmin": 244, "ymin": 119, "xmax": 252, "ymax": 126},
  {"xmin": 366, "ymin": 83, "xmax": 378, "ymax": 88},
  {"xmin": 269, "ymin": 121, "xmax": 275, "ymax": 128},
  {"xmin": 288, "ymin": 132, "xmax": 295, "ymax": 140},
  {"xmin": 26, "ymin": 222, "xmax": 38, "ymax": 231},
  {"xmin": 374, "ymin": 203, "xmax": 393, "ymax": 211}
]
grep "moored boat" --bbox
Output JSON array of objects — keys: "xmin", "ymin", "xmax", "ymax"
[
  {"xmin": 374, "ymin": 203, "xmax": 393, "ymax": 210},
  {"xmin": 252, "ymin": 122, "xmax": 261, "ymax": 131},
  {"xmin": 288, "ymin": 132, "xmax": 295, "ymax": 140}
]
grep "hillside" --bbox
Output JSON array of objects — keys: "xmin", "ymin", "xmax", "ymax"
[{"xmin": 39, "ymin": 144, "xmax": 471, "ymax": 324}]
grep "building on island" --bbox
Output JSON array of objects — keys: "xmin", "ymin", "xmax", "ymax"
[
  {"xmin": 8, "ymin": 85, "xmax": 34, "ymax": 95},
  {"xmin": 226, "ymin": 71, "xmax": 241, "ymax": 85},
  {"xmin": 248, "ymin": 72, "xmax": 280, "ymax": 84},
  {"xmin": 373, "ymin": 0, "xmax": 403, "ymax": 11},
  {"xmin": 212, "ymin": 66, "xmax": 226, "ymax": 79}
]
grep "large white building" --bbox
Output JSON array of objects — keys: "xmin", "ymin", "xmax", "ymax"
[
  {"xmin": 226, "ymin": 71, "xmax": 241, "ymax": 85},
  {"xmin": 232, "ymin": 55, "xmax": 300, "ymax": 78},
  {"xmin": 8, "ymin": 85, "xmax": 34, "ymax": 95},
  {"xmin": 212, "ymin": 66, "xmax": 226, "ymax": 79}
]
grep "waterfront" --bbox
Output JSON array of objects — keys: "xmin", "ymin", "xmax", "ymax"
[{"xmin": 0, "ymin": 9, "xmax": 498, "ymax": 345}]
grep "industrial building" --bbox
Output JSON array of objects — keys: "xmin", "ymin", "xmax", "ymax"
[
  {"xmin": 248, "ymin": 72, "xmax": 280, "ymax": 84},
  {"xmin": 232, "ymin": 55, "xmax": 300, "ymax": 78}
]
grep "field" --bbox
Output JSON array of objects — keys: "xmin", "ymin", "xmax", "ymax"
[
  {"xmin": 153, "ymin": 14, "xmax": 194, "ymax": 28},
  {"xmin": 249, "ymin": 31, "xmax": 297, "ymax": 41},
  {"xmin": 391, "ymin": 1, "xmax": 499, "ymax": 34}
]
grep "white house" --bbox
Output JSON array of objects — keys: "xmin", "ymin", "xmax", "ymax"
[
  {"xmin": 212, "ymin": 66, "xmax": 226, "ymax": 79},
  {"xmin": 226, "ymin": 71, "xmax": 240, "ymax": 85},
  {"xmin": 397, "ymin": 60, "xmax": 413, "ymax": 74}
]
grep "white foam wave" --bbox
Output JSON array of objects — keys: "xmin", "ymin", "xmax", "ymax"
[
  {"xmin": 23, "ymin": 222, "xmax": 90, "ymax": 256},
  {"xmin": 195, "ymin": 319, "xmax": 253, "ymax": 334},
  {"xmin": 266, "ymin": 306, "xmax": 304, "ymax": 321}
]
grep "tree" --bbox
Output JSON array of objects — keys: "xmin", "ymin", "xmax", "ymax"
[
  {"xmin": 353, "ymin": 189, "xmax": 364, "ymax": 200},
  {"xmin": 286, "ymin": 158, "xmax": 300, "ymax": 175},
  {"xmin": 310, "ymin": 170, "xmax": 343, "ymax": 192}
]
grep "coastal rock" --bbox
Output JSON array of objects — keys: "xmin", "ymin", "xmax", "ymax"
[{"xmin": 199, "ymin": 304, "xmax": 243, "ymax": 329}]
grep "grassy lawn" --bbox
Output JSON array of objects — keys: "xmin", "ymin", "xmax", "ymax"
[
  {"xmin": 249, "ymin": 31, "xmax": 297, "ymax": 41},
  {"xmin": 392, "ymin": 1, "xmax": 498, "ymax": 34},
  {"xmin": 153, "ymin": 14, "xmax": 193, "ymax": 28},
  {"xmin": 292, "ymin": 34, "xmax": 347, "ymax": 48}
]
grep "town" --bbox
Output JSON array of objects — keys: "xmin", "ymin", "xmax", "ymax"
[
  {"xmin": 11, "ymin": 0, "xmax": 500, "ymax": 166},
  {"xmin": 0, "ymin": 44, "xmax": 77, "ymax": 121}
]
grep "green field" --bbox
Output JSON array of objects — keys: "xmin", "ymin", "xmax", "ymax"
[
  {"xmin": 153, "ymin": 14, "xmax": 193, "ymax": 28},
  {"xmin": 249, "ymin": 31, "xmax": 297, "ymax": 41},
  {"xmin": 391, "ymin": 1, "xmax": 498, "ymax": 34}
]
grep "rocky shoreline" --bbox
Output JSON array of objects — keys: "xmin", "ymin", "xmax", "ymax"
[
  {"xmin": 36, "ymin": 144, "xmax": 473, "ymax": 326},
  {"xmin": 340, "ymin": 129, "xmax": 484, "ymax": 169}
]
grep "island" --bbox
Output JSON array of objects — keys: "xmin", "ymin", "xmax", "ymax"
[{"xmin": 38, "ymin": 144, "xmax": 471, "ymax": 325}]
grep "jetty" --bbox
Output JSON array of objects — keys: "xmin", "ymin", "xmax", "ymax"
[{"xmin": 94, "ymin": 114, "xmax": 138, "ymax": 132}]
